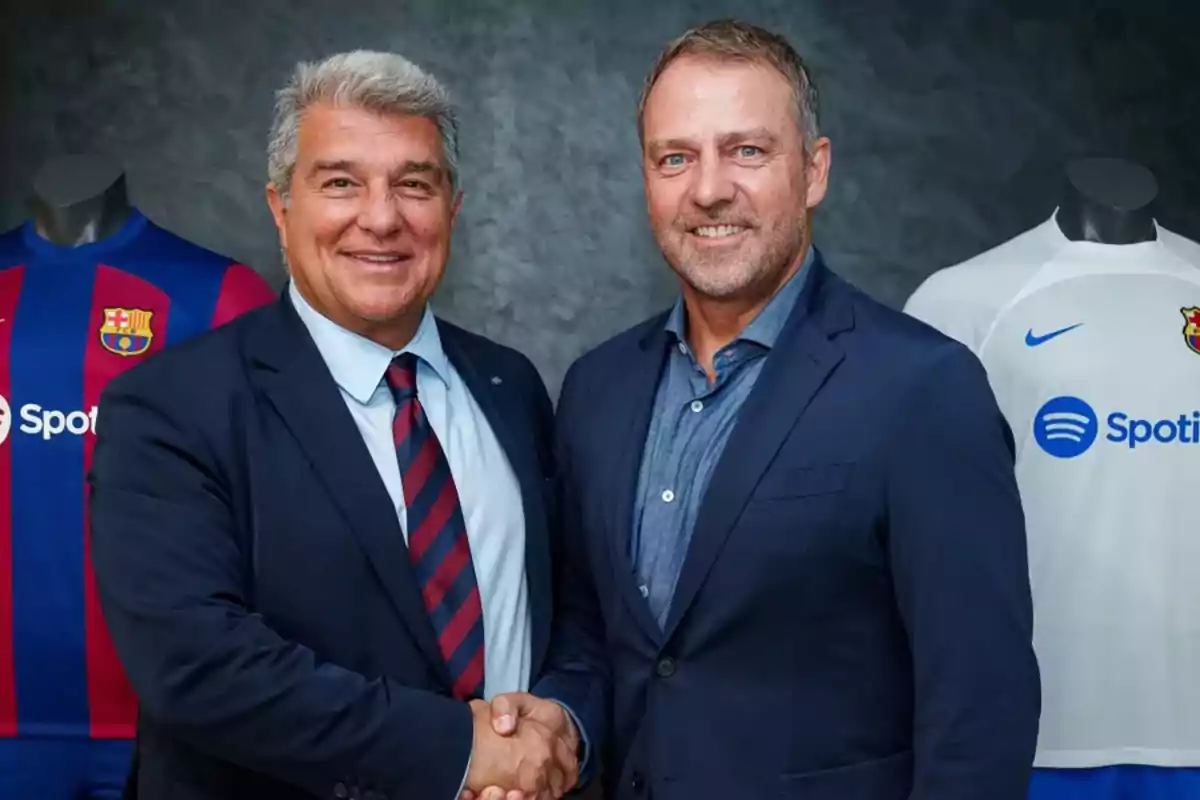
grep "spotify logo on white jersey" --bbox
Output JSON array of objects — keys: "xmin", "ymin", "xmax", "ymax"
[
  {"xmin": 1035, "ymin": 395, "xmax": 1200, "ymax": 458},
  {"xmin": 1034, "ymin": 396, "xmax": 1099, "ymax": 458},
  {"xmin": 0, "ymin": 394, "xmax": 9, "ymax": 446}
]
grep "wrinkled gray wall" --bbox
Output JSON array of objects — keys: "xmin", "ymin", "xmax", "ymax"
[{"xmin": 3, "ymin": 0, "xmax": 1197, "ymax": 396}]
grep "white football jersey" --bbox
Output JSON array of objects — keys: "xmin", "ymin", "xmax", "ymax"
[{"xmin": 904, "ymin": 213, "xmax": 1200, "ymax": 769}]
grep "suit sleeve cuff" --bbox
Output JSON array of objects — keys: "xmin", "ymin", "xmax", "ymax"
[{"xmin": 554, "ymin": 701, "xmax": 592, "ymax": 776}]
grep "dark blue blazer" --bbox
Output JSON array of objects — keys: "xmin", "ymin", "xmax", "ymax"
[
  {"xmin": 88, "ymin": 295, "xmax": 557, "ymax": 800},
  {"xmin": 535, "ymin": 254, "xmax": 1041, "ymax": 800}
]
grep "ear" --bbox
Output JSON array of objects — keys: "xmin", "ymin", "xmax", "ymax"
[
  {"xmin": 804, "ymin": 137, "xmax": 832, "ymax": 210},
  {"xmin": 450, "ymin": 189, "xmax": 464, "ymax": 224},
  {"xmin": 265, "ymin": 183, "xmax": 289, "ymax": 252}
]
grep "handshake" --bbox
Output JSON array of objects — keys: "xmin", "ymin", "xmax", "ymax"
[{"xmin": 461, "ymin": 692, "xmax": 582, "ymax": 800}]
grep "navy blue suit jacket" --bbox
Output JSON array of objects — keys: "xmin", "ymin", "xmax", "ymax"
[
  {"xmin": 535, "ymin": 255, "xmax": 1041, "ymax": 800},
  {"xmin": 88, "ymin": 296, "xmax": 557, "ymax": 800}
]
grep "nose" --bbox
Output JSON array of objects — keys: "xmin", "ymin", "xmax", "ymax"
[
  {"xmin": 690, "ymin": 152, "xmax": 737, "ymax": 211},
  {"xmin": 356, "ymin": 183, "xmax": 403, "ymax": 238}
]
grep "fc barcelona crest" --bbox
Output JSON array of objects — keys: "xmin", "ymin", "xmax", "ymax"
[
  {"xmin": 1183, "ymin": 307, "xmax": 1200, "ymax": 356},
  {"xmin": 100, "ymin": 307, "xmax": 154, "ymax": 357}
]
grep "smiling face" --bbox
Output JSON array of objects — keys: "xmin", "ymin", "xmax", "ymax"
[
  {"xmin": 267, "ymin": 101, "xmax": 461, "ymax": 347},
  {"xmin": 641, "ymin": 54, "xmax": 830, "ymax": 303}
]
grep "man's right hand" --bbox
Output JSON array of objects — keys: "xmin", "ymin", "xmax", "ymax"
[
  {"xmin": 463, "ymin": 698, "xmax": 578, "ymax": 800},
  {"xmin": 487, "ymin": 693, "xmax": 580, "ymax": 761}
]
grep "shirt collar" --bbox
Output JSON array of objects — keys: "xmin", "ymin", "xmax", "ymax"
[
  {"xmin": 288, "ymin": 280, "xmax": 451, "ymax": 404},
  {"xmin": 664, "ymin": 245, "xmax": 814, "ymax": 350}
]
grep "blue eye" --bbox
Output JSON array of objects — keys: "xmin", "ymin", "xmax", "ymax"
[
  {"xmin": 738, "ymin": 146, "xmax": 761, "ymax": 157},
  {"xmin": 662, "ymin": 154, "xmax": 685, "ymax": 167}
]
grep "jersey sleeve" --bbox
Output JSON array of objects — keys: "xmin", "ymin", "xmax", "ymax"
[
  {"xmin": 903, "ymin": 271, "xmax": 990, "ymax": 355},
  {"xmin": 209, "ymin": 264, "xmax": 277, "ymax": 328}
]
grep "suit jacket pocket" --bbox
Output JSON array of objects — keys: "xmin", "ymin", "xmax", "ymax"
[
  {"xmin": 753, "ymin": 462, "xmax": 854, "ymax": 502},
  {"xmin": 779, "ymin": 750, "xmax": 912, "ymax": 799}
]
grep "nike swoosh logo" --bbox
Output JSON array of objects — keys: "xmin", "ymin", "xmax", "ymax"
[{"xmin": 1025, "ymin": 323, "xmax": 1082, "ymax": 347}]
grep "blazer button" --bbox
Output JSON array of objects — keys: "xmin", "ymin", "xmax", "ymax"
[
  {"xmin": 631, "ymin": 771, "xmax": 645, "ymax": 792},
  {"xmin": 656, "ymin": 657, "xmax": 676, "ymax": 678},
  {"xmin": 333, "ymin": 783, "xmax": 348, "ymax": 798}
]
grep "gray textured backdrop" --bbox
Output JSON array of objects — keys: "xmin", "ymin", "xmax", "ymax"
[{"xmin": 3, "ymin": 0, "xmax": 1198, "ymax": 396}]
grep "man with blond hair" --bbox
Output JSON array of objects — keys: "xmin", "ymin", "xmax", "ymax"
[
  {"xmin": 88, "ymin": 50, "xmax": 577, "ymax": 800},
  {"xmin": 482, "ymin": 18, "xmax": 1041, "ymax": 800}
]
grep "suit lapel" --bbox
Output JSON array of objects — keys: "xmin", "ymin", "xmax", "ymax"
[
  {"xmin": 605, "ymin": 318, "xmax": 673, "ymax": 644},
  {"xmin": 248, "ymin": 299, "xmax": 452, "ymax": 686},
  {"xmin": 661, "ymin": 262, "xmax": 853, "ymax": 641},
  {"xmin": 438, "ymin": 325, "xmax": 554, "ymax": 672}
]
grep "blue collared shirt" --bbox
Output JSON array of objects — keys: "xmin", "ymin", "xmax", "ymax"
[
  {"xmin": 631, "ymin": 248, "xmax": 814, "ymax": 626},
  {"xmin": 288, "ymin": 281, "xmax": 532, "ymax": 698}
]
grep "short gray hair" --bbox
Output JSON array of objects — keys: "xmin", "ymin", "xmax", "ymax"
[{"xmin": 267, "ymin": 50, "xmax": 460, "ymax": 199}]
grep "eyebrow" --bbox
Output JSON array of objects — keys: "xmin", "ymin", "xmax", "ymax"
[
  {"xmin": 309, "ymin": 159, "xmax": 445, "ymax": 181},
  {"xmin": 648, "ymin": 127, "xmax": 779, "ymax": 155},
  {"xmin": 720, "ymin": 127, "xmax": 778, "ymax": 148},
  {"xmin": 397, "ymin": 160, "xmax": 444, "ymax": 179}
]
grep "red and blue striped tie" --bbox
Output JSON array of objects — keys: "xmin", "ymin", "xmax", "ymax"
[{"xmin": 385, "ymin": 353, "xmax": 485, "ymax": 700}]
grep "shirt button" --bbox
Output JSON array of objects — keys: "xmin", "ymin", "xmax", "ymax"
[
  {"xmin": 661, "ymin": 489, "xmax": 675, "ymax": 503},
  {"xmin": 678, "ymin": 342, "xmax": 687, "ymax": 355},
  {"xmin": 639, "ymin": 584, "xmax": 649, "ymax": 598},
  {"xmin": 690, "ymin": 400, "xmax": 704, "ymax": 413}
]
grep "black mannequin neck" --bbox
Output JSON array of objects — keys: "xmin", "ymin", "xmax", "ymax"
[
  {"xmin": 1054, "ymin": 157, "xmax": 1158, "ymax": 245},
  {"xmin": 30, "ymin": 155, "xmax": 133, "ymax": 247}
]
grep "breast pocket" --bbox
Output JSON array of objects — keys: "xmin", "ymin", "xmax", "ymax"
[{"xmin": 752, "ymin": 462, "xmax": 854, "ymax": 502}]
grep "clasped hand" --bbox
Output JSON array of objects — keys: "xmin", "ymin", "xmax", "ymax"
[{"xmin": 461, "ymin": 693, "xmax": 580, "ymax": 800}]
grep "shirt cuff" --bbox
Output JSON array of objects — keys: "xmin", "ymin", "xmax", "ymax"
[
  {"xmin": 553, "ymin": 701, "xmax": 592, "ymax": 776},
  {"xmin": 455, "ymin": 746, "xmax": 470, "ymax": 799}
]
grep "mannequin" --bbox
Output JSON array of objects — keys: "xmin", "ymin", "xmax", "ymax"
[
  {"xmin": 0, "ymin": 154, "xmax": 274, "ymax": 800},
  {"xmin": 1054, "ymin": 156, "xmax": 1158, "ymax": 244},
  {"xmin": 907, "ymin": 155, "xmax": 1200, "ymax": 800},
  {"xmin": 30, "ymin": 153, "xmax": 132, "ymax": 246}
]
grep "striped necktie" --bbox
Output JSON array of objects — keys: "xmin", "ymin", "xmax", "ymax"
[{"xmin": 385, "ymin": 353, "xmax": 485, "ymax": 700}]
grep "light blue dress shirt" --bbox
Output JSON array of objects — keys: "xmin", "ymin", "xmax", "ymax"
[{"xmin": 289, "ymin": 282, "xmax": 532, "ymax": 794}]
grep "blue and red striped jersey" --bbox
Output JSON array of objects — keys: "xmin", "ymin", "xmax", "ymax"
[{"xmin": 0, "ymin": 209, "xmax": 275, "ymax": 740}]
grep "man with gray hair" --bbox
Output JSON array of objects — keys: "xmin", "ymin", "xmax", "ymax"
[
  {"xmin": 481, "ymin": 17, "xmax": 1041, "ymax": 800},
  {"xmin": 88, "ymin": 50, "xmax": 578, "ymax": 800}
]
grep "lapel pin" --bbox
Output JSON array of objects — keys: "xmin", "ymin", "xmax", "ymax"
[{"xmin": 491, "ymin": 375, "xmax": 503, "ymax": 385}]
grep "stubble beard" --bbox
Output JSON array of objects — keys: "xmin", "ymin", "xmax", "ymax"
[{"xmin": 662, "ymin": 213, "xmax": 809, "ymax": 303}]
